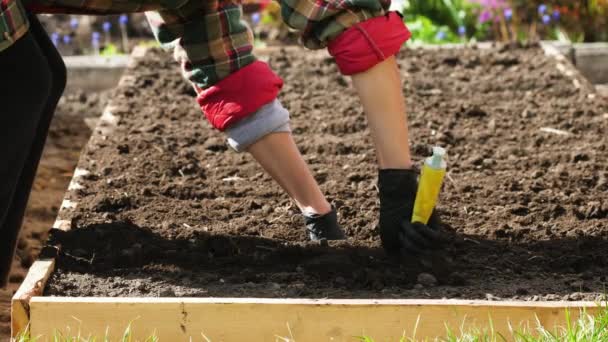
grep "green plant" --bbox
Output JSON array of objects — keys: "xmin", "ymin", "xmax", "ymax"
[
  {"xmin": 100, "ymin": 43, "xmax": 121, "ymax": 56},
  {"xmin": 477, "ymin": 1, "xmax": 608, "ymax": 42},
  {"xmin": 406, "ymin": 15, "xmax": 463, "ymax": 45},
  {"xmin": 509, "ymin": 1, "xmax": 608, "ymax": 42},
  {"xmin": 404, "ymin": 0, "xmax": 608, "ymax": 42},
  {"xmin": 404, "ymin": 0, "xmax": 462, "ymax": 29},
  {"xmin": 403, "ymin": 0, "xmax": 485, "ymax": 40}
]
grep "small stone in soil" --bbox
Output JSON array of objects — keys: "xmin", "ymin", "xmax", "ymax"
[
  {"xmin": 159, "ymin": 288, "xmax": 175, "ymax": 297},
  {"xmin": 117, "ymin": 144, "xmax": 130, "ymax": 154},
  {"xmin": 448, "ymin": 273, "xmax": 466, "ymax": 286},
  {"xmin": 485, "ymin": 293, "xmax": 501, "ymax": 301},
  {"xmin": 417, "ymin": 273, "xmax": 437, "ymax": 287},
  {"xmin": 334, "ymin": 276, "xmax": 346, "ymax": 286}
]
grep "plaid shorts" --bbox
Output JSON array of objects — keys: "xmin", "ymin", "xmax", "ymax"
[{"xmin": 0, "ymin": 0, "xmax": 389, "ymax": 88}]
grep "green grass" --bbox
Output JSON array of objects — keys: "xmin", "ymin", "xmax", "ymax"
[
  {"xmin": 14, "ymin": 321, "xmax": 159, "ymax": 342},
  {"xmin": 357, "ymin": 307, "xmax": 608, "ymax": 342},
  {"xmin": 15, "ymin": 306, "xmax": 608, "ymax": 341}
]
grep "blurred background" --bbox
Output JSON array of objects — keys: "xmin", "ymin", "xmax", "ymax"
[{"xmin": 39, "ymin": 0, "xmax": 608, "ymax": 56}]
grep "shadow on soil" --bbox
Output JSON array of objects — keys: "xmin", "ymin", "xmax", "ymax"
[{"xmin": 44, "ymin": 220, "xmax": 608, "ymax": 299}]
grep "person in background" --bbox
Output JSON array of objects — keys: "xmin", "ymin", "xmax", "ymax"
[{"xmin": 0, "ymin": 0, "xmax": 442, "ymax": 287}]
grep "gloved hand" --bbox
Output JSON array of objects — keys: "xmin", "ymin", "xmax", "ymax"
[
  {"xmin": 304, "ymin": 208, "xmax": 346, "ymax": 241},
  {"xmin": 377, "ymin": 169, "xmax": 444, "ymax": 255}
]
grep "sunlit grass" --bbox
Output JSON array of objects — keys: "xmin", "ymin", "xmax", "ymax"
[{"xmin": 359, "ymin": 306, "xmax": 608, "ymax": 342}]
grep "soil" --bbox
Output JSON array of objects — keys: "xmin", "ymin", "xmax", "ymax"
[
  {"xmin": 0, "ymin": 92, "xmax": 99, "ymax": 339},
  {"xmin": 44, "ymin": 45, "xmax": 608, "ymax": 301}
]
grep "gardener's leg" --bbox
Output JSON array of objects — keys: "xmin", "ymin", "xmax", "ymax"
[
  {"xmin": 0, "ymin": 27, "xmax": 54, "ymax": 286},
  {"xmin": 0, "ymin": 16, "xmax": 66, "ymax": 286},
  {"xmin": 247, "ymin": 132, "xmax": 331, "ymax": 216},
  {"xmin": 351, "ymin": 54, "xmax": 445, "ymax": 255},
  {"xmin": 278, "ymin": 2, "xmax": 444, "ymax": 254},
  {"xmin": 351, "ymin": 57, "xmax": 412, "ymax": 169},
  {"xmin": 146, "ymin": 1, "xmax": 342, "ymax": 239}
]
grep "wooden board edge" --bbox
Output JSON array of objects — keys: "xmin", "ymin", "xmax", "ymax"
[
  {"xmin": 28, "ymin": 297, "xmax": 603, "ymax": 340},
  {"xmin": 542, "ymin": 42, "xmax": 596, "ymax": 93},
  {"xmin": 11, "ymin": 260, "xmax": 55, "ymax": 338},
  {"xmin": 28, "ymin": 297, "xmax": 603, "ymax": 308},
  {"xmin": 20, "ymin": 45, "xmax": 606, "ymax": 340}
]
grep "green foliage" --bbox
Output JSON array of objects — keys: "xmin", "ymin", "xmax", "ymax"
[
  {"xmin": 100, "ymin": 43, "xmax": 122, "ymax": 56},
  {"xmin": 404, "ymin": 0, "xmax": 479, "ymax": 31},
  {"xmin": 405, "ymin": 15, "xmax": 462, "ymax": 45},
  {"xmin": 509, "ymin": 1, "xmax": 608, "ymax": 42},
  {"xmin": 402, "ymin": 0, "xmax": 489, "ymax": 44},
  {"xmin": 403, "ymin": 0, "xmax": 608, "ymax": 42}
]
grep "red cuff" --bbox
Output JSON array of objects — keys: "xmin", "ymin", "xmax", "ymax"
[
  {"xmin": 196, "ymin": 61, "xmax": 283, "ymax": 131},
  {"xmin": 327, "ymin": 12, "xmax": 411, "ymax": 75}
]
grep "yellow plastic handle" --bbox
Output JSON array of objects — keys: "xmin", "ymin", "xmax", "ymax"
[{"xmin": 411, "ymin": 164, "xmax": 446, "ymax": 225}]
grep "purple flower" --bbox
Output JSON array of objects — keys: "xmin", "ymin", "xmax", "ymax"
[
  {"xmin": 504, "ymin": 8, "xmax": 513, "ymax": 21},
  {"xmin": 458, "ymin": 25, "xmax": 466, "ymax": 36},
  {"xmin": 538, "ymin": 4, "xmax": 547, "ymax": 15},
  {"xmin": 251, "ymin": 12, "xmax": 261, "ymax": 25},
  {"xmin": 92, "ymin": 31, "xmax": 101, "ymax": 42},
  {"xmin": 70, "ymin": 18, "xmax": 79, "ymax": 29},
  {"xmin": 470, "ymin": 0, "xmax": 507, "ymax": 10},
  {"xmin": 435, "ymin": 30, "xmax": 447, "ymax": 41},
  {"xmin": 552, "ymin": 9, "xmax": 560, "ymax": 21},
  {"xmin": 51, "ymin": 32, "xmax": 60, "ymax": 46},
  {"xmin": 542, "ymin": 14, "xmax": 551, "ymax": 24},
  {"xmin": 119, "ymin": 15, "xmax": 129, "ymax": 25},
  {"xmin": 478, "ymin": 9, "xmax": 492, "ymax": 23},
  {"xmin": 102, "ymin": 21, "xmax": 112, "ymax": 33},
  {"xmin": 62, "ymin": 35, "xmax": 72, "ymax": 44}
]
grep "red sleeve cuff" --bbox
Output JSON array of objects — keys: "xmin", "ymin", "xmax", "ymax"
[
  {"xmin": 196, "ymin": 61, "xmax": 283, "ymax": 131},
  {"xmin": 327, "ymin": 12, "xmax": 411, "ymax": 75}
]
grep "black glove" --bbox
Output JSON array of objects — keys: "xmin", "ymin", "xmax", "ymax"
[
  {"xmin": 304, "ymin": 208, "xmax": 346, "ymax": 241},
  {"xmin": 378, "ymin": 169, "xmax": 444, "ymax": 255}
]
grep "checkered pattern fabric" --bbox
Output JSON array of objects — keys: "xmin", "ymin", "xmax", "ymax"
[
  {"xmin": 0, "ymin": 0, "xmax": 390, "ymax": 88},
  {"xmin": 0, "ymin": 0, "xmax": 29, "ymax": 51}
]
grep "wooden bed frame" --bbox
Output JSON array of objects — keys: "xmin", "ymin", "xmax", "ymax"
[{"xmin": 11, "ymin": 44, "xmax": 601, "ymax": 341}]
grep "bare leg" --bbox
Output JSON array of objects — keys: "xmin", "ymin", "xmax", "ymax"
[
  {"xmin": 351, "ymin": 56, "xmax": 413, "ymax": 170},
  {"xmin": 247, "ymin": 132, "xmax": 331, "ymax": 215}
]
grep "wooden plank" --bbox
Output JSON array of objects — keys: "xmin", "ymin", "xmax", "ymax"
[
  {"xmin": 30, "ymin": 298, "xmax": 599, "ymax": 341},
  {"xmin": 11, "ymin": 260, "xmax": 55, "ymax": 338},
  {"xmin": 573, "ymin": 42, "xmax": 608, "ymax": 84},
  {"xmin": 543, "ymin": 42, "xmax": 596, "ymax": 93}
]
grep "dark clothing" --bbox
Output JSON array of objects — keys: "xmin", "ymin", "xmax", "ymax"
[{"xmin": 0, "ymin": 15, "xmax": 65, "ymax": 287}]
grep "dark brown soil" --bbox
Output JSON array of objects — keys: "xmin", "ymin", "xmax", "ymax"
[{"xmin": 45, "ymin": 46, "xmax": 608, "ymax": 301}]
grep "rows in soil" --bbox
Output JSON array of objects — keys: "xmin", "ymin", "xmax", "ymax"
[{"xmin": 45, "ymin": 45, "xmax": 608, "ymax": 300}]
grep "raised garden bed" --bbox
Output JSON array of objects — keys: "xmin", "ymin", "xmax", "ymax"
[{"xmin": 13, "ymin": 44, "xmax": 608, "ymax": 340}]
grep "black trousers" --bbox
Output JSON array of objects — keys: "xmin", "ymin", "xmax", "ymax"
[{"xmin": 0, "ymin": 15, "xmax": 66, "ymax": 287}]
